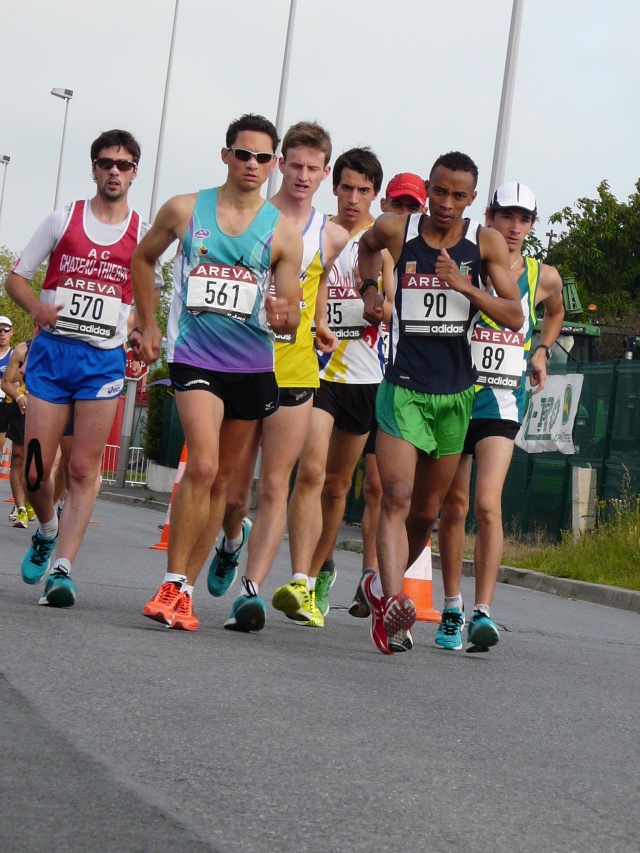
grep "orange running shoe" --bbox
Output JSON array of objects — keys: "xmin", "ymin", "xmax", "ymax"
[
  {"xmin": 170, "ymin": 592, "xmax": 199, "ymax": 631},
  {"xmin": 143, "ymin": 581, "xmax": 182, "ymax": 625}
]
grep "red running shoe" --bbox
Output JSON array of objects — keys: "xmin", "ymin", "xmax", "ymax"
[
  {"xmin": 361, "ymin": 571, "xmax": 393, "ymax": 655},
  {"xmin": 143, "ymin": 581, "xmax": 182, "ymax": 625},
  {"xmin": 170, "ymin": 592, "xmax": 199, "ymax": 631},
  {"xmin": 384, "ymin": 593, "xmax": 416, "ymax": 638}
]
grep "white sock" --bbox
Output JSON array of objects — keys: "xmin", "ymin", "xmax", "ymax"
[
  {"xmin": 444, "ymin": 594, "xmax": 463, "ymax": 612},
  {"xmin": 39, "ymin": 516, "xmax": 59, "ymax": 540},
  {"xmin": 292, "ymin": 572, "xmax": 308, "ymax": 584},
  {"xmin": 244, "ymin": 578, "xmax": 259, "ymax": 596},
  {"xmin": 52, "ymin": 558, "xmax": 72, "ymax": 576},
  {"xmin": 371, "ymin": 572, "xmax": 383, "ymax": 598},
  {"xmin": 474, "ymin": 603, "xmax": 491, "ymax": 617},
  {"xmin": 308, "ymin": 576, "xmax": 316, "ymax": 591},
  {"xmin": 182, "ymin": 583, "xmax": 194, "ymax": 597},
  {"xmin": 223, "ymin": 529, "xmax": 244, "ymax": 553},
  {"xmin": 163, "ymin": 572, "xmax": 186, "ymax": 586}
]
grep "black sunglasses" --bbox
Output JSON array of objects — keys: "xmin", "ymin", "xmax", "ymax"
[
  {"xmin": 93, "ymin": 157, "xmax": 138, "ymax": 172},
  {"xmin": 0, "ymin": 327, "xmax": 11, "ymax": 333},
  {"xmin": 227, "ymin": 148, "xmax": 275, "ymax": 165}
]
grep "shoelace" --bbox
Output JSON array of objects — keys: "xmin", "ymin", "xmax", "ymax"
[
  {"xmin": 442, "ymin": 612, "xmax": 464, "ymax": 636},
  {"xmin": 156, "ymin": 581, "xmax": 181, "ymax": 604},
  {"xmin": 241, "ymin": 576, "xmax": 258, "ymax": 597},
  {"xmin": 214, "ymin": 547, "xmax": 239, "ymax": 578},
  {"xmin": 30, "ymin": 534, "xmax": 55, "ymax": 566},
  {"xmin": 175, "ymin": 592, "xmax": 192, "ymax": 614}
]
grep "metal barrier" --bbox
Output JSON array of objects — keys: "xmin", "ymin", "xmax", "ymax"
[{"xmin": 102, "ymin": 445, "xmax": 148, "ymax": 486}]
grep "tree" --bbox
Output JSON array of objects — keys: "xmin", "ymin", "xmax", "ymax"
[
  {"xmin": 546, "ymin": 180, "xmax": 640, "ymax": 321},
  {"xmin": 0, "ymin": 247, "xmax": 47, "ymax": 341}
]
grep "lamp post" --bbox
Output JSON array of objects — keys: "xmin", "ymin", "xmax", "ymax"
[
  {"xmin": 266, "ymin": 0, "xmax": 298, "ymax": 199},
  {"xmin": 0, "ymin": 155, "xmax": 10, "ymax": 238},
  {"xmin": 51, "ymin": 87, "xmax": 73, "ymax": 210},
  {"xmin": 149, "ymin": 0, "xmax": 180, "ymax": 222},
  {"xmin": 487, "ymin": 0, "xmax": 524, "ymax": 202}
]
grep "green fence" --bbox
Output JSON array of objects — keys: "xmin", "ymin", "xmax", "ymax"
[
  {"xmin": 344, "ymin": 361, "xmax": 640, "ymax": 540},
  {"xmin": 471, "ymin": 360, "xmax": 640, "ymax": 540}
]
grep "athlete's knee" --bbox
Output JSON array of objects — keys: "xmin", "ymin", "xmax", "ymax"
[
  {"xmin": 184, "ymin": 455, "xmax": 219, "ymax": 487},
  {"xmin": 474, "ymin": 493, "xmax": 503, "ymax": 528},
  {"xmin": 362, "ymin": 472, "xmax": 382, "ymax": 507},
  {"xmin": 293, "ymin": 456, "xmax": 325, "ymax": 492},
  {"xmin": 440, "ymin": 489, "xmax": 469, "ymax": 524},
  {"xmin": 380, "ymin": 479, "xmax": 413, "ymax": 514},
  {"xmin": 257, "ymin": 469, "xmax": 290, "ymax": 505},
  {"xmin": 322, "ymin": 470, "xmax": 353, "ymax": 502}
]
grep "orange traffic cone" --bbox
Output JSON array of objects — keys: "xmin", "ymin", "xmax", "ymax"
[
  {"xmin": 403, "ymin": 542, "xmax": 440, "ymax": 622},
  {"xmin": 0, "ymin": 443, "xmax": 11, "ymax": 481},
  {"xmin": 150, "ymin": 443, "xmax": 187, "ymax": 550}
]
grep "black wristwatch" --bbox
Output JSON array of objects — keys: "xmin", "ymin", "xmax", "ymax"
[
  {"xmin": 533, "ymin": 344, "xmax": 551, "ymax": 360},
  {"xmin": 359, "ymin": 278, "xmax": 378, "ymax": 298}
]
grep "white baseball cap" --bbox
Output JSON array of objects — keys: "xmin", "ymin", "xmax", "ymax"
[
  {"xmin": 0, "ymin": 316, "xmax": 13, "ymax": 329},
  {"xmin": 491, "ymin": 182, "xmax": 537, "ymax": 215}
]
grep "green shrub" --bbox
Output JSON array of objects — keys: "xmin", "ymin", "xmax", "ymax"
[{"xmin": 143, "ymin": 361, "xmax": 171, "ymax": 462}]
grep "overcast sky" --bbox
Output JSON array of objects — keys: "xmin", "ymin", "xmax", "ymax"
[{"xmin": 1, "ymin": 0, "xmax": 639, "ymax": 258}]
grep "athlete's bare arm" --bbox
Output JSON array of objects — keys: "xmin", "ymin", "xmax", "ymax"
[
  {"xmin": 530, "ymin": 263, "xmax": 564, "ymax": 393},
  {"xmin": 268, "ymin": 215, "xmax": 303, "ymax": 335},
  {"xmin": 438, "ymin": 226, "xmax": 523, "ymax": 331},
  {"xmin": 4, "ymin": 272, "xmax": 61, "ymax": 329},
  {"xmin": 1, "ymin": 343, "xmax": 27, "ymax": 404},
  {"xmin": 359, "ymin": 214, "xmax": 405, "ymax": 325},
  {"xmin": 380, "ymin": 248, "xmax": 395, "ymax": 324},
  {"xmin": 132, "ymin": 193, "xmax": 197, "ymax": 364},
  {"xmin": 302, "ymin": 218, "xmax": 347, "ymax": 353}
]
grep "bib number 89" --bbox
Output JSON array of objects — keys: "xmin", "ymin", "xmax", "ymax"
[{"xmin": 482, "ymin": 345, "xmax": 505, "ymax": 371}]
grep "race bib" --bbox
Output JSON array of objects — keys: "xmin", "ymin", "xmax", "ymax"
[
  {"xmin": 55, "ymin": 275, "xmax": 122, "ymax": 340},
  {"xmin": 326, "ymin": 284, "xmax": 365, "ymax": 340},
  {"xmin": 400, "ymin": 273, "xmax": 470, "ymax": 336},
  {"xmin": 471, "ymin": 327, "xmax": 524, "ymax": 389},
  {"xmin": 187, "ymin": 263, "xmax": 257, "ymax": 322}
]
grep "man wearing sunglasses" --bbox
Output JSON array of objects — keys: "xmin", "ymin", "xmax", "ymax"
[
  {"xmin": 135, "ymin": 113, "xmax": 303, "ymax": 632},
  {"xmin": 0, "ymin": 316, "xmax": 14, "ymax": 458},
  {"xmin": 204, "ymin": 121, "xmax": 349, "ymax": 632},
  {"xmin": 4, "ymin": 129, "xmax": 160, "ymax": 608}
]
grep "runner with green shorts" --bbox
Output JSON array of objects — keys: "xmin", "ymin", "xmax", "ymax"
[{"xmin": 357, "ymin": 151, "xmax": 523, "ymax": 655}]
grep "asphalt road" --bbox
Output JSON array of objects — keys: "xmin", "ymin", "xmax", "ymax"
[{"xmin": 1, "ymin": 480, "xmax": 638, "ymax": 853}]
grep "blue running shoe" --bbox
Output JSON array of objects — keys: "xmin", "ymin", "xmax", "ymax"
[
  {"xmin": 434, "ymin": 607, "xmax": 465, "ymax": 650},
  {"xmin": 467, "ymin": 611, "xmax": 500, "ymax": 650},
  {"xmin": 207, "ymin": 517, "xmax": 252, "ymax": 597},
  {"xmin": 38, "ymin": 569, "xmax": 77, "ymax": 608},
  {"xmin": 224, "ymin": 576, "xmax": 266, "ymax": 632},
  {"xmin": 21, "ymin": 531, "xmax": 58, "ymax": 585}
]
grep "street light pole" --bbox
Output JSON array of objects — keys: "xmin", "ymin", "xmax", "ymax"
[
  {"xmin": 0, "ymin": 155, "xmax": 10, "ymax": 238},
  {"xmin": 266, "ymin": 0, "xmax": 298, "ymax": 199},
  {"xmin": 149, "ymin": 0, "xmax": 180, "ymax": 222},
  {"xmin": 51, "ymin": 87, "xmax": 73, "ymax": 210},
  {"xmin": 487, "ymin": 0, "xmax": 524, "ymax": 203}
]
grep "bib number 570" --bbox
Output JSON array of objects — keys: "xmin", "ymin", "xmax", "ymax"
[{"xmin": 69, "ymin": 292, "xmax": 104, "ymax": 321}]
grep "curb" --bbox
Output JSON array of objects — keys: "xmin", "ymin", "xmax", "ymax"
[
  {"xmin": 98, "ymin": 501, "xmax": 640, "ymax": 615},
  {"xmin": 99, "ymin": 489, "xmax": 170, "ymax": 514},
  {"xmin": 335, "ymin": 534, "xmax": 640, "ymax": 615}
]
